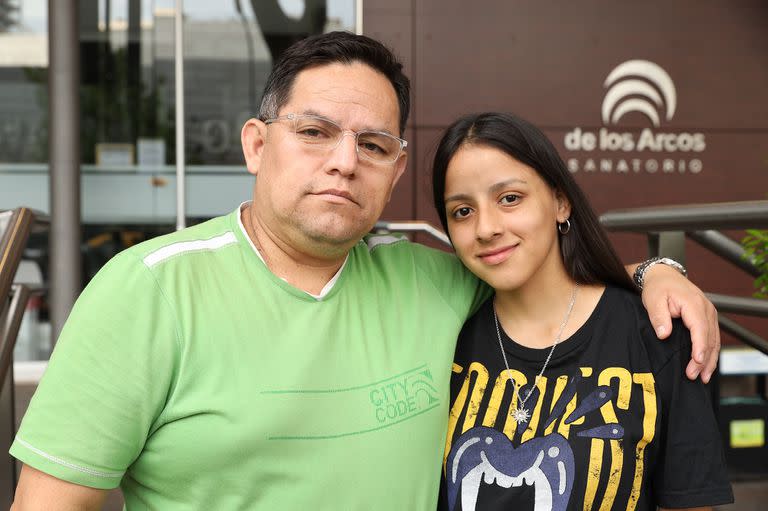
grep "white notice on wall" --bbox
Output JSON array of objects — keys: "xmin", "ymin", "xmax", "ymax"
[
  {"xmin": 95, "ymin": 143, "xmax": 135, "ymax": 167},
  {"xmin": 137, "ymin": 138, "xmax": 166, "ymax": 170},
  {"xmin": 720, "ymin": 348, "xmax": 768, "ymax": 375}
]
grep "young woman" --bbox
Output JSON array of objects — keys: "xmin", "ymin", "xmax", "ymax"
[{"xmin": 432, "ymin": 113, "xmax": 732, "ymax": 511}]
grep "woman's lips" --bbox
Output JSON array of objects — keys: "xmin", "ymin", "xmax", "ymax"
[{"xmin": 477, "ymin": 245, "xmax": 517, "ymax": 265}]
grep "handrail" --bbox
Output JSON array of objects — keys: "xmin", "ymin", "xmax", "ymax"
[
  {"xmin": 374, "ymin": 221, "xmax": 452, "ymax": 247},
  {"xmin": 707, "ymin": 293, "xmax": 768, "ymax": 318},
  {"xmin": 688, "ymin": 230, "xmax": 761, "ymax": 277},
  {"xmin": 0, "ymin": 208, "xmax": 36, "ymax": 306},
  {"xmin": 0, "ymin": 285, "xmax": 33, "ymax": 387},
  {"xmin": 0, "ymin": 207, "xmax": 42, "ymax": 501},
  {"xmin": 600, "ymin": 200, "xmax": 768, "ymax": 231},
  {"xmin": 718, "ymin": 316, "xmax": 768, "ymax": 354},
  {"xmin": 600, "ymin": 200, "xmax": 768, "ymax": 357}
]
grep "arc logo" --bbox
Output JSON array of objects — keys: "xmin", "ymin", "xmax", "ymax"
[
  {"xmin": 601, "ymin": 60, "xmax": 676, "ymax": 127},
  {"xmin": 564, "ymin": 59, "xmax": 706, "ymax": 175}
]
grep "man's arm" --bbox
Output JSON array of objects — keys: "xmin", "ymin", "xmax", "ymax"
[
  {"xmin": 11, "ymin": 464, "xmax": 108, "ymax": 510},
  {"xmin": 628, "ymin": 262, "xmax": 720, "ymax": 383}
]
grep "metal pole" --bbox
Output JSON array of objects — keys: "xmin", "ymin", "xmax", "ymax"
[
  {"xmin": 689, "ymin": 230, "xmax": 762, "ymax": 277},
  {"xmin": 355, "ymin": 0, "xmax": 363, "ymax": 34},
  {"xmin": 175, "ymin": 0, "xmax": 186, "ymax": 230},
  {"xmin": 706, "ymin": 293, "xmax": 768, "ymax": 318},
  {"xmin": 600, "ymin": 200, "xmax": 768, "ymax": 232},
  {"xmin": 718, "ymin": 316, "xmax": 768, "ymax": 355},
  {"xmin": 657, "ymin": 231, "xmax": 686, "ymax": 265},
  {"xmin": 48, "ymin": 0, "xmax": 82, "ymax": 341}
]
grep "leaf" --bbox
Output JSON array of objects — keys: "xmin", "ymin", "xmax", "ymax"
[{"xmin": 741, "ymin": 229, "xmax": 768, "ymax": 300}]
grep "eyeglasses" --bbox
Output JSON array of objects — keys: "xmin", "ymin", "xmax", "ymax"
[{"xmin": 264, "ymin": 113, "xmax": 407, "ymax": 165}]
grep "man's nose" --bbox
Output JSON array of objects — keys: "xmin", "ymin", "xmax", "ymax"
[{"xmin": 327, "ymin": 132, "xmax": 359, "ymax": 176}]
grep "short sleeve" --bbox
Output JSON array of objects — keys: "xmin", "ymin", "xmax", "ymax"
[
  {"xmin": 10, "ymin": 250, "xmax": 179, "ymax": 489},
  {"xmin": 409, "ymin": 243, "xmax": 491, "ymax": 320},
  {"xmin": 652, "ymin": 324, "xmax": 733, "ymax": 507}
]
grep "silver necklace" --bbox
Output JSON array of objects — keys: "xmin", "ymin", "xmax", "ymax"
[{"xmin": 494, "ymin": 284, "xmax": 579, "ymax": 424}]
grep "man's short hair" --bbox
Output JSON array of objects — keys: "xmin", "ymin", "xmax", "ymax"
[{"xmin": 258, "ymin": 31, "xmax": 410, "ymax": 135}]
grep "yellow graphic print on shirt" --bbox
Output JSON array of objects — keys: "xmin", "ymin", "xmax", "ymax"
[{"xmin": 444, "ymin": 362, "xmax": 657, "ymax": 511}]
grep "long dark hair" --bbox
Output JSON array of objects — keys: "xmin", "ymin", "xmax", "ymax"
[{"xmin": 432, "ymin": 112, "xmax": 636, "ymax": 293}]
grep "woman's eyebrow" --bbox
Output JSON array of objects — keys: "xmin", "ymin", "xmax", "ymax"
[
  {"xmin": 445, "ymin": 178, "xmax": 527, "ymax": 203},
  {"xmin": 444, "ymin": 192, "xmax": 472, "ymax": 203},
  {"xmin": 489, "ymin": 178, "xmax": 527, "ymax": 194}
]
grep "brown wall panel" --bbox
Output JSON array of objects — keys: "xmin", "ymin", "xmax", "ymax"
[
  {"xmin": 362, "ymin": 0, "xmax": 414, "ymax": 93},
  {"xmin": 414, "ymin": 0, "xmax": 768, "ymax": 128},
  {"xmin": 412, "ymin": 127, "xmax": 449, "ymax": 226},
  {"xmin": 365, "ymin": 0, "xmax": 768, "ymax": 218},
  {"xmin": 363, "ymin": 8, "xmax": 768, "ymax": 126},
  {"xmin": 546, "ymin": 130, "xmax": 768, "ymax": 212},
  {"xmin": 364, "ymin": 0, "xmax": 417, "ymax": 223},
  {"xmin": 380, "ymin": 126, "xmax": 416, "ymax": 221}
]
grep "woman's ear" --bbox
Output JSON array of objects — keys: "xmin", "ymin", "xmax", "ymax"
[{"xmin": 555, "ymin": 189, "xmax": 572, "ymax": 223}]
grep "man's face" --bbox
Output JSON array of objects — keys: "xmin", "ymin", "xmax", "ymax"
[{"xmin": 242, "ymin": 62, "xmax": 407, "ymax": 258}]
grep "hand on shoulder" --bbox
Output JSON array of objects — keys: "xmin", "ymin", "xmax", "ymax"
[{"xmin": 639, "ymin": 263, "xmax": 719, "ymax": 383}]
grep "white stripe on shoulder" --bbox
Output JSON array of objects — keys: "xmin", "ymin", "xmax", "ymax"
[
  {"xmin": 366, "ymin": 234, "xmax": 405, "ymax": 251},
  {"xmin": 15, "ymin": 438, "xmax": 123, "ymax": 478},
  {"xmin": 143, "ymin": 231, "xmax": 238, "ymax": 267}
]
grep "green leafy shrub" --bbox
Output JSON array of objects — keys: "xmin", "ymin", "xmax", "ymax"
[{"xmin": 742, "ymin": 229, "xmax": 768, "ymax": 298}]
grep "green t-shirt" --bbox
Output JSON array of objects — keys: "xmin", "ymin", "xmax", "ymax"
[{"xmin": 11, "ymin": 207, "xmax": 488, "ymax": 509}]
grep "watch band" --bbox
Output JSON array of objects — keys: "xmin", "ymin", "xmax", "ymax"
[{"xmin": 633, "ymin": 256, "xmax": 688, "ymax": 290}]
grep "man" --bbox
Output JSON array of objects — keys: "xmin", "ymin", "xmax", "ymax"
[{"xmin": 11, "ymin": 32, "xmax": 719, "ymax": 509}]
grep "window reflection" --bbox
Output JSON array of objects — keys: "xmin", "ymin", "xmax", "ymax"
[
  {"xmin": 0, "ymin": 0, "xmax": 47, "ymax": 164},
  {"xmin": 0, "ymin": 0, "xmax": 356, "ymax": 362}
]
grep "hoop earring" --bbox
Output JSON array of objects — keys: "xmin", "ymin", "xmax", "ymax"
[{"xmin": 558, "ymin": 219, "xmax": 571, "ymax": 235}]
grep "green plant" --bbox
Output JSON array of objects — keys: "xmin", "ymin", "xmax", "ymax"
[{"xmin": 742, "ymin": 229, "xmax": 768, "ymax": 298}]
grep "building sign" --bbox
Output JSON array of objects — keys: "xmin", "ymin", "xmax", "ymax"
[{"xmin": 564, "ymin": 60, "xmax": 706, "ymax": 175}]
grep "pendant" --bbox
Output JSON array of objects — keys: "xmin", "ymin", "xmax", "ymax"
[{"xmin": 511, "ymin": 407, "xmax": 530, "ymax": 424}]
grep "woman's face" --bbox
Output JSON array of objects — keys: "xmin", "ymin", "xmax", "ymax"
[{"xmin": 443, "ymin": 144, "xmax": 571, "ymax": 292}]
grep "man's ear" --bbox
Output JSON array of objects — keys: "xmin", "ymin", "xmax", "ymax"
[
  {"xmin": 555, "ymin": 189, "xmax": 572, "ymax": 222},
  {"xmin": 241, "ymin": 118, "xmax": 268, "ymax": 176},
  {"xmin": 386, "ymin": 151, "xmax": 408, "ymax": 202}
]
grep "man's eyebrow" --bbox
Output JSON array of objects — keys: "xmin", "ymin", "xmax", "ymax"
[
  {"xmin": 444, "ymin": 178, "xmax": 527, "ymax": 203},
  {"xmin": 301, "ymin": 108, "xmax": 333, "ymax": 120},
  {"xmin": 299, "ymin": 109, "xmax": 395, "ymax": 135}
]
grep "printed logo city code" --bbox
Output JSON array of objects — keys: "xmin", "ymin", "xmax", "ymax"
[{"xmin": 369, "ymin": 368, "xmax": 439, "ymax": 424}]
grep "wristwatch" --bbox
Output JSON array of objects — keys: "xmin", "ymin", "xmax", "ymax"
[{"xmin": 633, "ymin": 256, "xmax": 688, "ymax": 290}]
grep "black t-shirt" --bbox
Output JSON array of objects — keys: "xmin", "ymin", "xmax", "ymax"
[{"xmin": 438, "ymin": 286, "xmax": 733, "ymax": 511}]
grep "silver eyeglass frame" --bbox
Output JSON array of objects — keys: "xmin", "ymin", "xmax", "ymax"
[{"xmin": 263, "ymin": 113, "xmax": 408, "ymax": 164}]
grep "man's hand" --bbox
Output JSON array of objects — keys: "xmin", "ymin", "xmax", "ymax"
[{"xmin": 640, "ymin": 263, "xmax": 720, "ymax": 383}]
